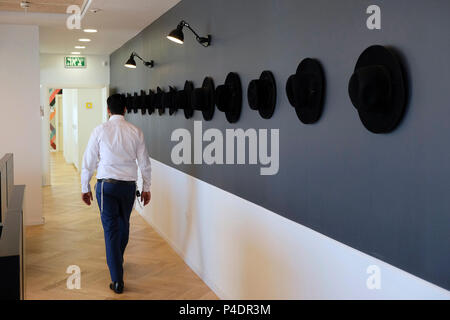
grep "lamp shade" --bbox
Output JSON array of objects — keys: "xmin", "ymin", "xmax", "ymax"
[
  {"xmin": 167, "ymin": 26, "xmax": 184, "ymax": 44},
  {"xmin": 124, "ymin": 54, "xmax": 137, "ymax": 68}
]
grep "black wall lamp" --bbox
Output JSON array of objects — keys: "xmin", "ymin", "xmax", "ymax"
[
  {"xmin": 124, "ymin": 52, "xmax": 154, "ymax": 69},
  {"xmin": 167, "ymin": 20, "xmax": 211, "ymax": 47}
]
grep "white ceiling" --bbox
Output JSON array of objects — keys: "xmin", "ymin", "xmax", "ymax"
[{"xmin": 0, "ymin": 0, "xmax": 181, "ymax": 55}]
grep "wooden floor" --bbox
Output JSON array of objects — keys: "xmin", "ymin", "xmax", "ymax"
[{"xmin": 25, "ymin": 152, "xmax": 218, "ymax": 300}]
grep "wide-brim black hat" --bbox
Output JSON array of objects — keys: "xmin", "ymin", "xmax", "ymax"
[
  {"xmin": 162, "ymin": 86, "xmax": 177, "ymax": 115},
  {"xmin": 139, "ymin": 90, "xmax": 147, "ymax": 115},
  {"xmin": 191, "ymin": 77, "xmax": 215, "ymax": 121},
  {"xmin": 248, "ymin": 71, "xmax": 276, "ymax": 119},
  {"xmin": 215, "ymin": 72, "xmax": 242, "ymax": 123},
  {"xmin": 132, "ymin": 92, "xmax": 139, "ymax": 113},
  {"xmin": 286, "ymin": 58, "xmax": 325, "ymax": 124},
  {"xmin": 174, "ymin": 81, "xmax": 194, "ymax": 119},
  {"xmin": 144, "ymin": 89, "xmax": 155, "ymax": 115},
  {"xmin": 348, "ymin": 45, "xmax": 407, "ymax": 133},
  {"xmin": 125, "ymin": 93, "xmax": 133, "ymax": 113},
  {"xmin": 121, "ymin": 93, "xmax": 129, "ymax": 114},
  {"xmin": 153, "ymin": 87, "xmax": 165, "ymax": 115}
]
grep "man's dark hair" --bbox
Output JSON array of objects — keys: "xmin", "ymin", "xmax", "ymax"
[{"xmin": 107, "ymin": 94, "xmax": 126, "ymax": 115}]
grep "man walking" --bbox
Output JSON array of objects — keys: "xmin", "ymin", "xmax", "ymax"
[{"xmin": 81, "ymin": 94, "xmax": 152, "ymax": 294}]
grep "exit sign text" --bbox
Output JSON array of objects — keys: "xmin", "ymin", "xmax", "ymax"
[{"xmin": 64, "ymin": 56, "xmax": 86, "ymax": 68}]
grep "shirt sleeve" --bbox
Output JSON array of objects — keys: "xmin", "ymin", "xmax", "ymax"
[
  {"xmin": 81, "ymin": 127, "xmax": 100, "ymax": 193},
  {"xmin": 136, "ymin": 130, "xmax": 152, "ymax": 192}
]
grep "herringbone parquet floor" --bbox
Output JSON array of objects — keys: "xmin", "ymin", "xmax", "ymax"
[{"xmin": 25, "ymin": 152, "xmax": 218, "ymax": 300}]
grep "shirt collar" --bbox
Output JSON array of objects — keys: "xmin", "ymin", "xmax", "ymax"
[{"xmin": 109, "ymin": 115, "xmax": 125, "ymax": 121}]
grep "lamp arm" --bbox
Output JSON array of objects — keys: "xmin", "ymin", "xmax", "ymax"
[
  {"xmin": 180, "ymin": 21, "xmax": 201, "ymax": 40},
  {"xmin": 180, "ymin": 21, "xmax": 210, "ymax": 47},
  {"xmin": 132, "ymin": 52, "xmax": 145, "ymax": 62},
  {"xmin": 132, "ymin": 52, "xmax": 154, "ymax": 68}
]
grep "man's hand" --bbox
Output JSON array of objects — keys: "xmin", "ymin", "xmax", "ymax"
[
  {"xmin": 141, "ymin": 191, "xmax": 151, "ymax": 206},
  {"xmin": 82, "ymin": 192, "xmax": 93, "ymax": 206}
]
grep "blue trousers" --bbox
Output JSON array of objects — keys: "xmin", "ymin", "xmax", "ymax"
[{"xmin": 96, "ymin": 181, "xmax": 136, "ymax": 283}]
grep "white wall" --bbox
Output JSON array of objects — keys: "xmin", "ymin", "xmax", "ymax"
[
  {"xmin": 40, "ymin": 85, "xmax": 50, "ymax": 186},
  {"xmin": 76, "ymin": 88, "xmax": 104, "ymax": 170},
  {"xmin": 136, "ymin": 159, "xmax": 450, "ymax": 300},
  {"xmin": 40, "ymin": 54, "xmax": 110, "ymax": 88},
  {"xmin": 61, "ymin": 88, "xmax": 104, "ymax": 171},
  {"xmin": 62, "ymin": 89, "xmax": 77, "ymax": 165},
  {"xmin": 0, "ymin": 25, "xmax": 42, "ymax": 225}
]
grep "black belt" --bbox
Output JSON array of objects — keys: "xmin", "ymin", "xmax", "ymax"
[{"xmin": 97, "ymin": 179, "xmax": 136, "ymax": 185}]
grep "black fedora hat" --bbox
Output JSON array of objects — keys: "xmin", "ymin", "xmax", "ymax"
[
  {"xmin": 215, "ymin": 72, "xmax": 242, "ymax": 123},
  {"xmin": 144, "ymin": 89, "xmax": 155, "ymax": 115},
  {"xmin": 152, "ymin": 87, "xmax": 165, "ymax": 115},
  {"xmin": 174, "ymin": 81, "xmax": 195, "ymax": 119},
  {"xmin": 132, "ymin": 92, "xmax": 140, "ymax": 113},
  {"xmin": 191, "ymin": 77, "xmax": 215, "ymax": 121},
  {"xmin": 139, "ymin": 90, "xmax": 148, "ymax": 115},
  {"xmin": 286, "ymin": 58, "xmax": 325, "ymax": 124},
  {"xmin": 348, "ymin": 45, "xmax": 407, "ymax": 134},
  {"xmin": 248, "ymin": 71, "xmax": 276, "ymax": 119},
  {"xmin": 120, "ymin": 93, "xmax": 128, "ymax": 113},
  {"xmin": 125, "ymin": 93, "xmax": 133, "ymax": 113},
  {"xmin": 162, "ymin": 86, "xmax": 178, "ymax": 115}
]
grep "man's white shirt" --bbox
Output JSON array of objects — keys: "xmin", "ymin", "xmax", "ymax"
[{"xmin": 81, "ymin": 115, "xmax": 152, "ymax": 194}]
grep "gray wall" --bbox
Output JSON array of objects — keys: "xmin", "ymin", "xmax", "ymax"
[{"xmin": 110, "ymin": 0, "xmax": 450, "ymax": 290}]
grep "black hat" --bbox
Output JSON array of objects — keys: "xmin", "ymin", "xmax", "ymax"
[
  {"xmin": 120, "ymin": 93, "xmax": 128, "ymax": 113},
  {"xmin": 191, "ymin": 77, "xmax": 215, "ymax": 121},
  {"xmin": 125, "ymin": 93, "xmax": 133, "ymax": 113},
  {"xmin": 248, "ymin": 71, "xmax": 276, "ymax": 119},
  {"xmin": 215, "ymin": 72, "xmax": 242, "ymax": 123},
  {"xmin": 286, "ymin": 58, "xmax": 325, "ymax": 124},
  {"xmin": 144, "ymin": 89, "xmax": 155, "ymax": 115},
  {"xmin": 174, "ymin": 81, "xmax": 194, "ymax": 119},
  {"xmin": 162, "ymin": 86, "xmax": 178, "ymax": 115},
  {"xmin": 132, "ymin": 92, "xmax": 140, "ymax": 113},
  {"xmin": 152, "ymin": 87, "xmax": 165, "ymax": 115},
  {"xmin": 348, "ymin": 45, "xmax": 407, "ymax": 133},
  {"xmin": 139, "ymin": 90, "xmax": 147, "ymax": 115}
]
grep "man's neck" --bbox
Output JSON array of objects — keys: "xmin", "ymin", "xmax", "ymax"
[{"xmin": 109, "ymin": 114, "xmax": 125, "ymax": 121}]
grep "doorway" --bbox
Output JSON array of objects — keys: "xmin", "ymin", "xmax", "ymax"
[{"xmin": 42, "ymin": 86, "xmax": 108, "ymax": 178}]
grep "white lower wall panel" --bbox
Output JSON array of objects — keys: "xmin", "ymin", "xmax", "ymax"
[{"xmin": 135, "ymin": 159, "xmax": 450, "ymax": 300}]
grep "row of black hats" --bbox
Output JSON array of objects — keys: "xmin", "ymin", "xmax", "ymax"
[{"xmin": 123, "ymin": 45, "xmax": 407, "ymax": 133}]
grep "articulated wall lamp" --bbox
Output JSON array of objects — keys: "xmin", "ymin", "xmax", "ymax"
[
  {"xmin": 124, "ymin": 52, "xmax": 154, "ymax": 69},
  {"xmin": 167, "ymin": 20, "xmax": 211, "ymax": 47}
]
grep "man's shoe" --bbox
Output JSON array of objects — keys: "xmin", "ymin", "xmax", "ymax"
[{"xmin": 109, "ymin": 281, "xmax": 124, "ymax": 294}]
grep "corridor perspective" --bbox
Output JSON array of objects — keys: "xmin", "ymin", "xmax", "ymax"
[
  {"xmin": 25, "ymin": 152, "xmax": 217, "ymax": 300},
  {"xmin": 1, "ymin": 0, "xmax": 450, "ymax": 305}
]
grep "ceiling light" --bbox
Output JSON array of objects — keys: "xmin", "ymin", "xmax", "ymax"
[
  {"xmin": 75, "ymin": 46, "xmax": 86, "ymax": 49},
  {"xmin": 78, "ymin": 38, "xmax": 91, "ymax": 42},
  {"xmin": 124, "ymin": 52, "xmax": 154, "ymax": 69},
  {"xmin": 83, "ymin": 29, "xmax": 97, "ymax": 33},
  {"xmin": 71, "ymin": 52, "xmax": 81, "ymax": 55},
  {"xmin": 167, "ymin": 20, "xmax": 211, "ymax": 47}
]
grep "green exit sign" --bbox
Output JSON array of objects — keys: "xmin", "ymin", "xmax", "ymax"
[{"xmin": 64, "ymin": 56, "xmax": 87, "ymax": 68}]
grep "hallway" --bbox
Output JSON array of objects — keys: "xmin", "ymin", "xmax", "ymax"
[{"xmin": 25, "ymin": 152, "xmax": 217, "ymax": 300}]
